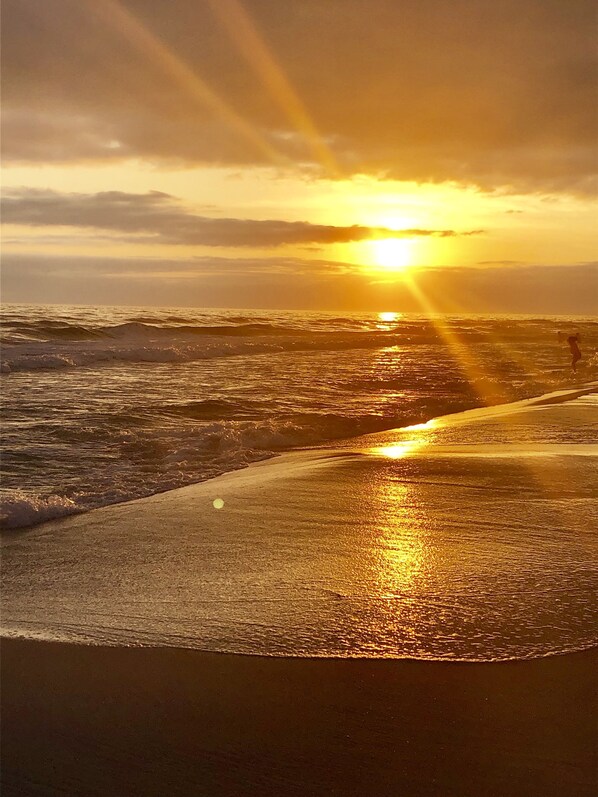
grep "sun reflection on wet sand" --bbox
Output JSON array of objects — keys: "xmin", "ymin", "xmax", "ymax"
[
  {"xmin": 371, "ymin": 418, "xmax": 437, "ymax": 460},
  {"xmin": 364, "ymin": 419, "xmax": 439, "ymax": 641},
  {"xmin": 374, "ymin": 481, "xmax": 427, "ymax": 596}
]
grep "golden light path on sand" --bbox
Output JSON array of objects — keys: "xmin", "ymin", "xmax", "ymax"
[
  {"xmin": 370, "ymin": 422, "xmax": 438, "ymax": 603},
  {"xmin": 371, "ymin": 420, "xmax": 437, "ymax": 461}
]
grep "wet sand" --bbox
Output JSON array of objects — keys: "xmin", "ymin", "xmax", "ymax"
[{"xmin": 2, "ymin": 639, "xmax": 596, "ymax": 797}]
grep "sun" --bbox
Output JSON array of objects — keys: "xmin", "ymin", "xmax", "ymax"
[{"xmin": 370, "ymin": 237, "xmax": 414, "ymax": 271}]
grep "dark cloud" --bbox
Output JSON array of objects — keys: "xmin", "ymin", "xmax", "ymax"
[
  {"xmin": 2, "ymin": 188, "xmax": 482, "ymax": 246},
  {"xmin": 2, "ymin": 0, "xmax": 596, "ymax": 192},
  {"xmin": 0, "ymin": 253, "xmax": 351, "ymax": 280},
  {"xmin": 2, "ymin": 253, "xmax": 596, "ymax": 314}
]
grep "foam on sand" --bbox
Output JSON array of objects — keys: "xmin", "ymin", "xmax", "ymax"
[{"xmin": 2, "ymin": 385, "xmax": 597, "ymax": 661}]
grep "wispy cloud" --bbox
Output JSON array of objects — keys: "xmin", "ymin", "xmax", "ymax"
[{"xmin": 2, "ymin": 189, "xmax": 483, "ymax": 247}]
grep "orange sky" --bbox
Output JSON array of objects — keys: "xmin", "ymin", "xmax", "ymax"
[{"xmin": 2, "ymin": 0, "xmax": 597, "ymax": 312}]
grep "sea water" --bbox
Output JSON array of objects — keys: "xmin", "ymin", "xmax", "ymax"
[
  {"xmin": 2, "ymin": 305, "xmax": 598, "ymax": 660},
  {"xmin": 2, "ymin": 304, "xmax": 596, "ymax": 530}
]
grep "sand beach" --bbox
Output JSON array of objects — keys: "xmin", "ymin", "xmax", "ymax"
[{"xmin": 2, "ymin": 639, "xmax": 596, "ymax": 797}]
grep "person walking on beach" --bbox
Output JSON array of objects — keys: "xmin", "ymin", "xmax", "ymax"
[{"xmin": 558, "ymin": 332, "xmax": 582, "ymax": 372}]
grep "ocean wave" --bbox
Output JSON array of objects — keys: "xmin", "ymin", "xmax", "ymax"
[
  {"xmin": 0, "ymin": 315, "xmax": 444, "ymax": 344},
  {"xmin": 2, "ymin": 318, "xmax": 307, "ymax": 342},
  {"xmin": 0, "ymin": 491, "xmax": 82, "ymax": 530},
  {"xmin": 7, "ymin": 313, "xmax": 584, "ymax": 374},
  {"xmin": 105, "ymin": 321, "xmax": 302, "ymax": 338},
  {"xmin": 0, "ymin": 409, "xmax": 430, "ymax": 531},
  {"xmin": 160, "ymin": 398, "xmax": 268, "ymax": 420},
  {"xmin": 4, "ymin": 307, "xmax": 597, "ymax": 533},
  {"xmin": 0, "ymin": 331, "xmax": 427, "ymax": 373}
]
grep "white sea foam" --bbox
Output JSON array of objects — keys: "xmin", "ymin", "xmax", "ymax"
[{"xmin": 0, "ymin": 491, "xmax": 81, "ymax": 530}]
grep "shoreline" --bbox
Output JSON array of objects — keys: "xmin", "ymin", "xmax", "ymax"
[
  {"xmin": 3, "ymin": 383, "xmax": 597, "ymax": 658},
  {"xmin": 3, "ymin": 380, "xmax": 596, "ymax": 535},
  {"xmin": 2, "ymin": 638, "xmax": 597, "ymax": 797},
  {"xmin": 2, "ymin": 628, "xmax": 597, "ymax": 663}
]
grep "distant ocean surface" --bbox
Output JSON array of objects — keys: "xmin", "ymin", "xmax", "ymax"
[{"xmin": 2, "ymin": 304, "xmax": 597, "ymax": 530}]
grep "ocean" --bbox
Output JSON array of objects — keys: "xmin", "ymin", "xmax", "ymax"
[{"xmin": 2, "ymin": 304, "xmax": 596, "ymax": 531}]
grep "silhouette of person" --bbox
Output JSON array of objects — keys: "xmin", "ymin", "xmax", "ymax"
[{"xmin": 558, "ymin": 332, "xmax": 582, "ymax": 372}]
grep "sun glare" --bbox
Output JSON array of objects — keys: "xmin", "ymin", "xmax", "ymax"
[{"xmin": 371, "ymin": 237, "xmax": 413, "ymax": 271}]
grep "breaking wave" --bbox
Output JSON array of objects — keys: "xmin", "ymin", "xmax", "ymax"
[
  {"xmin": 1, "ymin": 405, "xmax": 446, "ymax": 531},
  {"xmin": 0, "ymin": 320, "xmax": 446, "ymax": 373}
]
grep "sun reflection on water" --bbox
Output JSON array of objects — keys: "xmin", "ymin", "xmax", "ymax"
[
  {"xmin": 376, "ymin": 310, "xmax": 402, "ymax": 330},
  {"xmin": 378, "ymin": 311, "xmax": 400, "ymax": 322}
]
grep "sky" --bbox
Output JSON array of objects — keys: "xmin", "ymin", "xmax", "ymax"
[{"xmin": 2, "ymin": 0, "xmax": 597, "ymax": 313}]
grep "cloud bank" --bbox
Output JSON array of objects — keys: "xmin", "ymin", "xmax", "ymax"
[
  {"xmin": 3, "ymin": 0, "xmax": 596, "ymax": 193},
  {"xmin": 3, "ymin": 253, "xmax": 596, "ymax": 315},
  {"xmin": 2, "ymin": 189, "xmax": 482, "ymax": 247}
]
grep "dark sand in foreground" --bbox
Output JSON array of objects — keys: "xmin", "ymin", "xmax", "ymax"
[{"xmin": 2, "ymin": 639, "xmax": 596, "ymax": 797}]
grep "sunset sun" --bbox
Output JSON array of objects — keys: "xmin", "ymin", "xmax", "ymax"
[{"xmin": 370, "ymin": 237, "xmax": 414, "ymax": 271}]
